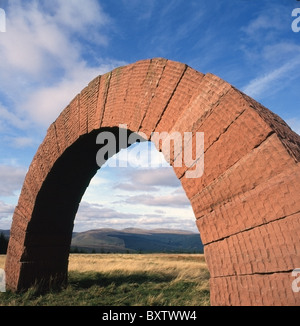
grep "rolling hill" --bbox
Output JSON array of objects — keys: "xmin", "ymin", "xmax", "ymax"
[
  {"xmin": 0, "ymin": 230, "xmax": 10, "ymax": 238},
  {"xmin": 1, "ymin": 228, "xmax": 204, "ymax": 254},
  {"xmin": 71, "ymin": 228, "xmax": 204, "ymax": 253}
]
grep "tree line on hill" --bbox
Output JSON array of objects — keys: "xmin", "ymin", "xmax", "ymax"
[{"xmin": 0, "ymin": 232, "xmax": 9, "ymax": 254}]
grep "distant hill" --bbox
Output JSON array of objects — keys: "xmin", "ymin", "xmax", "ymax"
[
  {"xmin": 0, "ymin": 230, "xmax": 10, "ymax": 238},
  {"xmin": 71, "ymin": 228, "xmax": 204, "ymax": 253},
  {"xmin": 0, "ymin": 228, "xmax": 204, "ymax": 254}
]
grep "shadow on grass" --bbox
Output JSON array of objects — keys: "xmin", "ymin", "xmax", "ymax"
[
  {"xmin": 0, "ymin": 271, "xmax": 210, "ymax": 306},
  {"xmin": 69, "ymin": 271, "xmax": 175, "ymax": 290}
]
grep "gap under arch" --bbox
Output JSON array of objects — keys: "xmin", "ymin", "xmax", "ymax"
[{"xmin": 75, "ymin": 139, "xmax": 198, "ymax": 233}]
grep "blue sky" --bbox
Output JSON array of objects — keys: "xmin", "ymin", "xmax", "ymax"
[{"xmin": 0, "ymin": 0, "xmax": 299, "ymax": 232}]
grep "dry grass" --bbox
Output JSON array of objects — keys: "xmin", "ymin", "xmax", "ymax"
[
  {"xmin": 68, "ymin": 253, "xmax": 208, "ymax": 281},
  {"xmin": 0, "ymin": 254, "xmax": 210, "ymax": 306},
  {"xmin": 0, "ymin": 255, "xmax": 5, "ymax": 269}
]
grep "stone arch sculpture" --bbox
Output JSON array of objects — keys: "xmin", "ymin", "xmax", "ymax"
[{"xmin": 5, "ymin": 58, "xmax": 300, "ymax": 306}]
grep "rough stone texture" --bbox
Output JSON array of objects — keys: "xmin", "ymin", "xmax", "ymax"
[{"xmin": 5, "ymin": 58, "xmax": 300, "ymax": 306}]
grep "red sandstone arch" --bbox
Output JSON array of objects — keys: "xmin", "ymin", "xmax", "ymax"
[{"xmin": 5, "ymin": 58, "xmax": 300, "ymax": 306}]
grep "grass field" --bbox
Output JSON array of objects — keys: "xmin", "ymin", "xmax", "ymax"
[{"xmin": 0, "ymin": 254, "xmax": 210, "ymax": 306}]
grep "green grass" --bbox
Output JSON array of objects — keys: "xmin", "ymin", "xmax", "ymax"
[
  {"xmin": 0, "ymin": 254, "xmax": 210, "ymax": 306},
  {"xmin": 0, "ymin": 271, "xmax": 210, "ymax": 306}
]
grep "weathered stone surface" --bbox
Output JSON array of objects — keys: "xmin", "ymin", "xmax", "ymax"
[
  {"xmin": 54, "ymin": 94, "xmax": 81, "ymax": 152},
  {"xmin": 5, "ymin": 58, "xmax": 300, "ymax": 306},
  {"xmin": 205, "ymin": 212, "xmax": 300, "ymax": 277},
  {"xmin": 196, "ymin": 164, "xmax": 300, "ymax": 244},
  {"xmin": 190, "ymin": 135, "xmax": 296, "ymax": 220},
  {"xmin": 210, "ymin": 271, "xmax": 300, "ymax": 306}
]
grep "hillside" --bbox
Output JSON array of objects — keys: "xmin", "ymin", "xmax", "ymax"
[
  {"xmin": 0, "ymin": 230, "xmax": 10, "ymax": 238},
  {"xmin": 71, "ymin": 228, "xmax": 204, "ymax": 253},
  {"xmin": 0, "ymin": 228, "xmax": 204, "ymax": 254}
]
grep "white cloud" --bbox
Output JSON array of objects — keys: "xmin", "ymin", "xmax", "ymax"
[
  {"xmin": 242, "ymin": 60, "xmax": 300, "ymax": 98},
  {"xmin": 76, "ymin": 163, "xmax": 195, "ymax": 232},
  {"xmin": 242, "ymin": 42, "xmax": 300, "ymax": 99},
  {"xmin": 0, "ymin": 201, "xmax": 14, "ymax": 216},
  {"xmin": 74, "ymin": 199, "xmax": 196, "ymax": 232},
  {"xmin": 241, "ymin": 4, "xmax": 289, "ymax": 42},
  {"xmin": 0, "ymin": 200, "xmax": 15, "ymax": 229},
  {"xmin": 0, "ymin": 165, "xmax": 27, "ymax": 196},
  {"xmin": 77, "ymin": 201, "xmax": 139, "ymax": 220},
  {"xmin": 1, "ymin": 1, "xmax": 71, "ymax": 76},
  {"xmin": 129, "ymin": 167, "xmax": 180, "ymax": 188},
  {"xmin": 3, "ymin": 136, "xmax": 35, "ymax": 149},
  {"xmin": 75, "ymin": 201, "xmax": 148, "ymax": 231},
  {"xmin": 107, "ymin": 141, "xmax": 170, "ymax": 169},
  {"xmin": 240, "ymin": 6, "xmax": 300, "ymax": 99},
  {"xmin": 49, "ymin": 0, "xmax": 111, "ymax": 35},
  {"xmin": 116, "ymin": 182, "xmax": 158, "ymax": 192},
  {"xmin": 242, "ymin": 14, "xmax": 284, "ymax": 39},
  {"xmin": 0, "ymin": 0, "xmax": 124, "ymax": 128},
  {"xmin": 1, "ymin": 0, "xmax": 110, "ymax": 75},
  {"xmin": 0, "ymin": 104, "xmax": 29, "ymax": 131},
  {"xmin": 126, "ymin": 192, "xmax": 190, "ymax": 208},
  {"xmin": 21, "ymin": 62, "xmax": 121, "ymax": 126},
  {"xmin": 105, "ymin": 142, "xmax": 179, "ymax": 193},
  {"xmin": 261, "ymin": 42, "xmax": 300, "ymax": 64},
  {"xmin": 12, "ymin": 137, "xmax": 35, "ymax": 148},
  {"xmin": 113, "ymin": 165, "xmax": 181, "ymax": 193}
]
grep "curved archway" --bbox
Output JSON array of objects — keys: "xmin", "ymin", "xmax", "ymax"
[{"xmin": 5, "ymin": 58, "xmax": 300, "ymax": 306}]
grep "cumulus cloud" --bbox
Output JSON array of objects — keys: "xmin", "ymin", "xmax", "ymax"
[
  {"xmin": 1, "ymin": 0, "xmax": 110, "ymax": 75},
  {"xmin": 0, "ymin": 201, "xmax": 15, "ymax": 217},
  {"xmin": 108, "ymin": 141, "xmax": 170, "ymax": 169},
  {"xmin": 0, "ymin": 105, "xmax": 29, "ymax": 131},
  {"xmin": 74, "ymin": 200, "xmax": 195, "ymax": 232},
  {"xmin": 116, "ymin": 182, "xmax": 158, "ymax": 192},
  {"xmin": 77, "ymin": 201, "xmax": 136, "ymax": 220},
  {"xmin": 114, "ymin": 167, "xmax": 181, "ymax": 192},
  {"xmin": 131, "ymin": 168, "xmax": 180, "ymax": 187},
  {"xmin": 0, "ymin": 165, "xmax": 27, "ymax": 196},
  {"xmin": 137, "ymin": 167, "xmax": 180, "ymax": 188},
  {"xmin": 47, "ymin": 0, "xmax": 111, "ymax": 36},
  {"xmin": 75, "ymin": 201, "xmax": 146, "ymax": 231},
  {"xmin": 0, "ymin": 0, "xmax": 124, "ymax": 128},
  {"xmin": 114, "ymin": 165, "xmax": 181, "ymax": 192},
  {"xmin": 3, "ymin": 136, "xmax": 35, "ymax": 149},
  {"xmin": 125, "ymin": 192, "xmax": 190, "ymax": 208},
  {"xmin": 109, "ymin": 142, "xmax": 181, "ymax": 193},
  {"xmin": 21, "ymin": 61, "xmax": 122, "ymax": 126},
  {"xmin": 0, "ymin": 200, "xmax": 15, "ymax": 229},
  {"xmin": 10, "ymin": 137, "xmax": 35, "ymax": 148}
]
